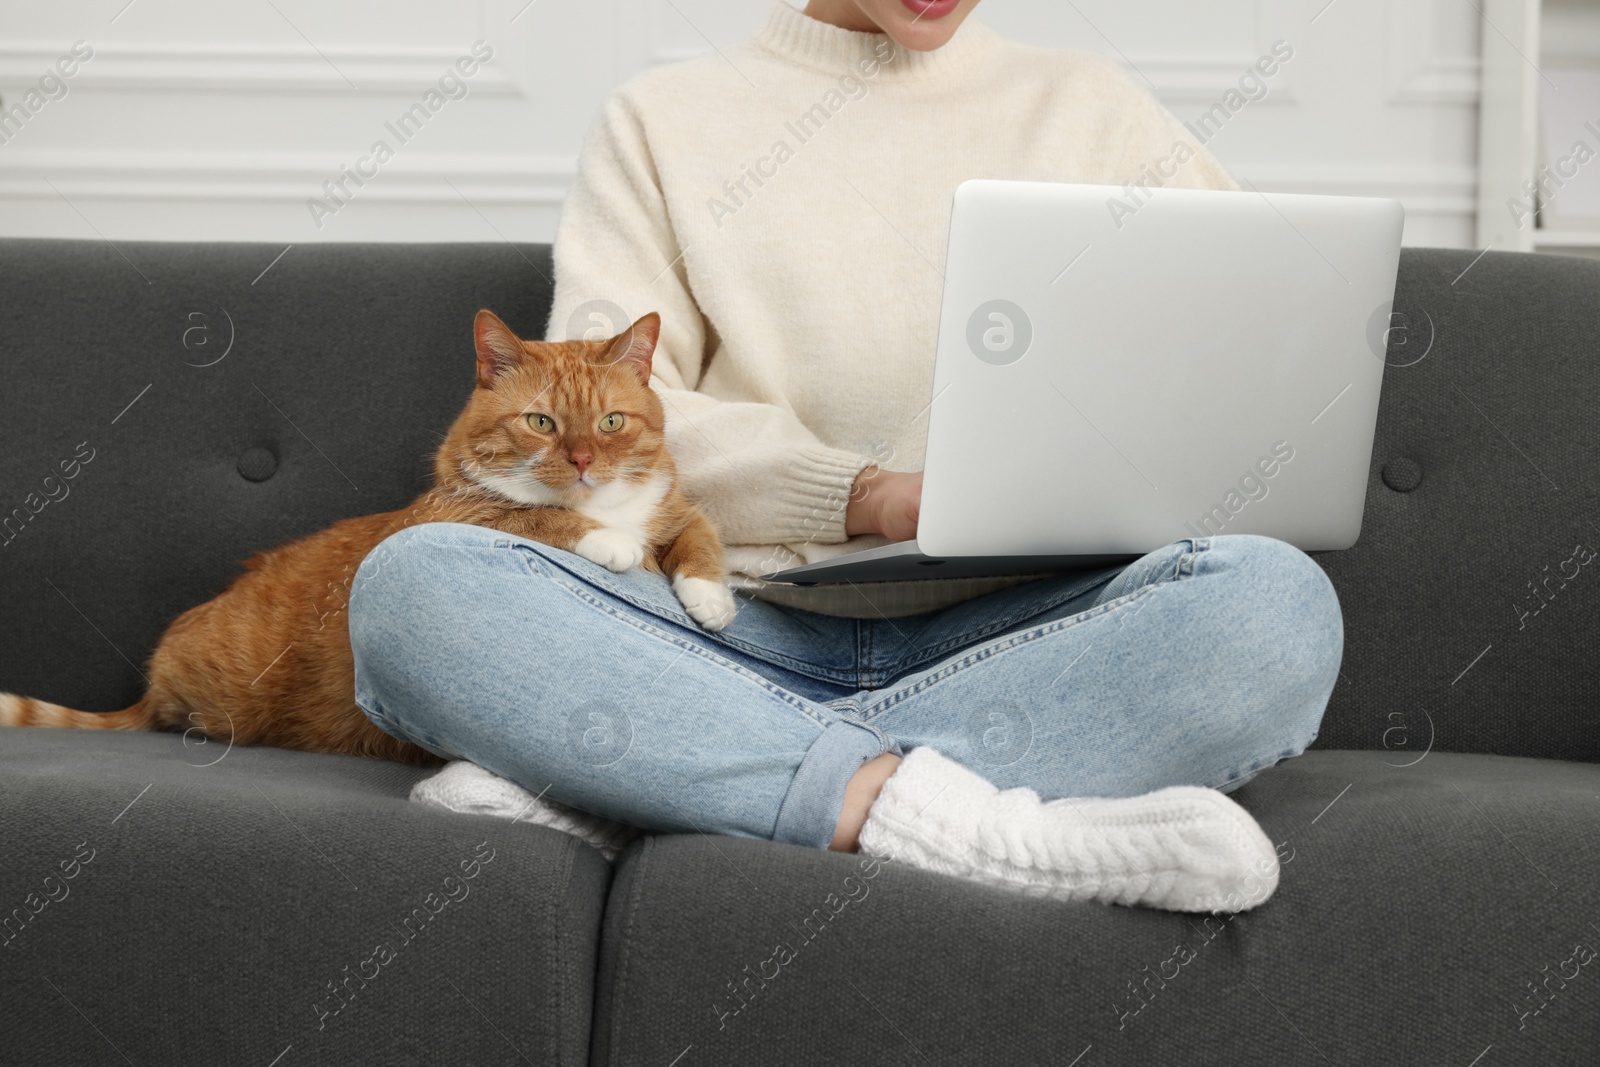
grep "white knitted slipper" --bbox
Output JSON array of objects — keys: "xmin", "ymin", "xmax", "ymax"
[
  {"xmin": 858, "ymin": 747, "xmax": 1282, "ymax": 912},
  {"xmin": 410, "ymin": 760, "xmax": 639, "ymax": 861}
]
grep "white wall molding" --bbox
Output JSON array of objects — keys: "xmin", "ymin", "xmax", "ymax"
[
  {"xmin": 1389, "ymin": 54, "xmax": 1481, "ymax": 104},
  {"xmin": 7, "ymin": 155, "xmax": 1471, "ymax": 212},
  {"xmin": 647, "ymin": 45, "xmax": 1300, "ymax": 103},
  {"xmin": 0, "ymin": 42, "xmax": 523, "ymax": 96},
  {"xmin": 1237, "ymin": 164, "xmax": 1478, "ymax": 238},
  {"xmin": 0, "ymin": 152, "xmax": 573, "ymax": 205},
  {"xmin": 1383, "ymin": 0, "xmax": 1481, "ymax": 105},
  {"xmin": 1238, "ymin": 163, "xmax": 1476, "ymax": 197},
  {"xmin": 1123, "ymin": 54, "xmax": 1301, "ymax": 103},
  {"xmin": 0, "ymin": 158, "xmax": 1477, "ymax": 244}
]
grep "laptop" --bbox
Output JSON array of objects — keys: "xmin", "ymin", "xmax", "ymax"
[{"xmin": 763, "ymin": 178, "xmax": 1405, "ymax": 585}]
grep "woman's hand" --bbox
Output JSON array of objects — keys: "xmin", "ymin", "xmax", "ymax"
[{"xmin": 845, "ymin": 466, "xmax": 923, "ymax": 542}]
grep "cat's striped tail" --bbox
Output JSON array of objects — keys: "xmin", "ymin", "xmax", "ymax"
[{"xmin": 0, "ymin": 692, "xmax": 155, "ymax": 731}]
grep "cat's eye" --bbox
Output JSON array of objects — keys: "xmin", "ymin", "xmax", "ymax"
[
  {"xmin": 527, "ymin": 413, "xmax": 555, "ymax": 433},
  {"xmin": 599, "ymin": 412, "xmax": 625, "ymax": 433}
]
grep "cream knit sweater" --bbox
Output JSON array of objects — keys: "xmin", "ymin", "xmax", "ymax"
[{"xmin": 547, "ymin": 1, "xmax": 1239, "ymax": 618}]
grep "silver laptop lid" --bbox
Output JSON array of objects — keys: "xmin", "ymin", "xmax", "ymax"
[{"xmin": 916, "ymin": 179, "xmax": 1404, "ymax": 558}]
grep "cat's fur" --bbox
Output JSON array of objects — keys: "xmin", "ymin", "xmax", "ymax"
[{"xmin": 0, "ymin": 310, "xmax": 736, "ymax": 765}]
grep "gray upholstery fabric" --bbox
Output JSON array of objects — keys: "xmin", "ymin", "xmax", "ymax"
[
  {"xmin": 0, "ymin": 238, "xmax": 553, "ymax": 715},
  {"xmin": 1314, "ymin": 249, "xmax": 1600, "ymax": 762},
  {"xmin": 592, "ymin": 749, "xmax": 1600, "ymax": 1065},
  {"xmin": 4, "ymin": 239, "xmax": 1598, "ymax": 1065},
  {"xmin": 1, "ymin": 726, "xmax": 610, "ymax": 1065}
]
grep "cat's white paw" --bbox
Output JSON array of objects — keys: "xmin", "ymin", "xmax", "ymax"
[
  {"xmin": 672, "ymin": 576, "xmax": 737, "ymax": 631},
  {"xmin": 575, "ymin": 528, "xmax": 646, "ymax": 572}
]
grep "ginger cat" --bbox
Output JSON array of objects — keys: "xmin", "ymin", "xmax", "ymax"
[{"xmin": 0, "ymin": 310, "xmax": 736, "ymax": 765}]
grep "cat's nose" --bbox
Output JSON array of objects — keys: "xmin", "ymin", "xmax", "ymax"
[{"xmin": 570, "ymin": 452, "xmax": 593, "ymax": 475}]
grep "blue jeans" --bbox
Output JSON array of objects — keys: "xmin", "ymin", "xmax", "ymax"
[{"xmin": 348, "ymin": 524, "xmax": 1340, "ymax": 851}]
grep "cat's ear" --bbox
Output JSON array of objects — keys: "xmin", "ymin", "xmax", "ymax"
[
  {"xmin": 604, "ymin": 312, "xmax": 661, "ymax": 386},
  {"xmin": 474, "ymin": 310, "xmax": 526, "ymax": 388}
]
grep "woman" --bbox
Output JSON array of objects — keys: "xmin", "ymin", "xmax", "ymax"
[{"xmin": 349, "ymin": 0, "xmax": 1340, "ymax": 913}]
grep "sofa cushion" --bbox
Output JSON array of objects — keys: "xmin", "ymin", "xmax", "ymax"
[
  {"xmin": 0, "ymin": 726, "xmax": 609, "ymax": 1066},
  {"xmin": 590, "ymin": 749, "xmax": 1600, "ymax": 1065},
  {"xmin": 0, "ymin": 238, "xmax": 553, "ymax": 715},
  {"xmin": 1316, "ymin": 249, "xmax": 1600, "ymax": 762}
]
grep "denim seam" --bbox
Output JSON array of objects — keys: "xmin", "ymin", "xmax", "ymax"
[
  {"xmin": 357, "ymin": 696, "xmax": 453, "ymax": 758},
  {"xmin": 883, "ymin": 556, "xmax": 1171, "ymax": 671},
  {"xmin": 857, "ymin": 583, "xmax": 1161, "ymax": 721},
  {"xmin": 519, "ymin": 551, "xmax": 838, "ymax": 730},
  {"xmin": 1218, "ymin": 736, "xmax": 1315, "ymax": 787},
  {"xmin": 831, "ymin": 695, "xmax": 863, "ymax": 718},
  {"xmin": 862, "ymin": 618, "xmax": 874, "ymax": 689},
  {"xmin": 518, "ymin": 544, "xmax": 866, "ymax": 689},
  {"xmin": 772, "ymin": 717, "xmax": 894, "ymax": 847},
  {"xmin": 877, "ymin": 572, "xmax": 1130, "ymax": 678},
  {"xmin": 701, "ymin": 621, "xmax": 862, "ymax": 689},
  {"xmin": 1178, "ymin": 537, "xmax": 1210, "ymax": 579},
  {"xmin": 354, "ymin": 692, "xmax": 385, "ymax": 725}
]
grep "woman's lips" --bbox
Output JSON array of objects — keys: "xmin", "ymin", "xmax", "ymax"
[{"xmin": 899, "ymin": 0, "xmax": 962, "ymax": 20}]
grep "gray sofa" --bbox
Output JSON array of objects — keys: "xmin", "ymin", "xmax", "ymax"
[{"xmin": 3, "ymin": 238, "xmax": 1597, "ymax": 1065}]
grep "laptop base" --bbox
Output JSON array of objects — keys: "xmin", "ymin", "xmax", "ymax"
[{"xmin": 762, "ymin": 540, "xmax": 1138, "ymax": 585}]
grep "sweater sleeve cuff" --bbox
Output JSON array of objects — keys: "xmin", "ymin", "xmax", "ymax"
[{"xmin": 764, "ymin": 445, "xmax": 875, "ymax": 546}]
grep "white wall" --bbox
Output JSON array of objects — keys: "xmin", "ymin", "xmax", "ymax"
[{"xmin": 0, "ymin": 0, "xmax": 1479, "ymax": 247}]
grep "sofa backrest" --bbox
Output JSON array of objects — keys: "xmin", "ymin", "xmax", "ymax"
[
  {"xmin": 1, "ymin": 240, "xmax": 1595, "ymax": 763},
  {"xmin": 1314, "ymin": 247, "xmax": 1599, "ymax": 763},
  {"xmin": 0, "ymin": 239, "xmax": 553, "ymax": 714}
]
